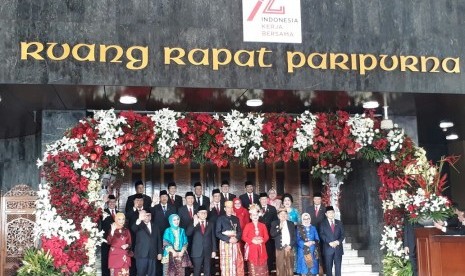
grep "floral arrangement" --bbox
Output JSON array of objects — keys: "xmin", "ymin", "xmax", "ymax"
[{"xmin": 28, "ymin": 108, "xmax": 455, "ymax": 275}]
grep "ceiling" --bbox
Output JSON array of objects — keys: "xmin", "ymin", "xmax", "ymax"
[{"xmin": 0, "ymin": 84, "xmax": 463, "ymax": 146}]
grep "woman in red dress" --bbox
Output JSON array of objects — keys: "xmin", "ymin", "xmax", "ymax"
[
  {"xmin": 107, "ymin": 212, "xmax": 132, "ymax": 276},
  {"xmin": 242, "ymin": 204, "xmax": 269, "ymax": 276}
]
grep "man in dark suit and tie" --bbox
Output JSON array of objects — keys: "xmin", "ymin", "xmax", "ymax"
[
  {"xmin": 167, "ymin": 181, "xmax": 183, "ymax": 211},
  {"xmin": 131, "ymin": 210, "xmax": 162, "ymax": 276},
  {"xmin": 319, "ymin": 206, "xmax": 345, "ymax": 276},
  {"xmin": 150, "ymin": 190, "xmax": 176, "ymax": 234},
  {"xmin": 208, "ymin": 188, "xmax": 225, "ymax": 224},
  {"xmin": 220, "ymin": 180, "xmax": 236, "ymax": 204},
  {"xmin": 258, "ymin": 192, "xmax": 278, "ymax": 271},
  {"xmin": 178, "ymin": 191, "xmax": 197, "ymax": 229},
  {"xmin": 186, "ymin": 205, "xmax": 217, "ymax": 276},
  {"xmin": 193, "ymin": 182, "xmax": 210, "ymax": 210},
  {"xmin": 125, "ymin": 180, "xmax": 152, "ymax": 213},
  {"xmin": 403, "ymin": 218, "xmax": 420, "ymax": 276},
  {"xmin": 306, "ymin": 192, "xmax": 326, "ymax": 230},
  {"xmin": 101, "ymin": 195, "xmax": 118, "ymax": 276},
  {"xmin": 239, "ymin": 180, "xmax": 259, "ymax": 209}
]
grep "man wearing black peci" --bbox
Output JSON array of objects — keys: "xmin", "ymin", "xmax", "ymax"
[
  {"xmin": 167, "ymin": 181, "xmax": 183, "ymax": 211},
  {"xmin": 101, "ymin": 195, "xmax": 118, "ymax": 276},
  {"xmin": 258, "ymin": 192, "xmax": 278, "ymax": 272},
  {"xmin": 186, "ymin": 205, "xmax": 217, "ymax": 276},
  {"xmin": 125, "ymin": 180, "xmax": 152, "ymax": 213},
  {"xmin": 193, "ymin": 181, "xmax": 210, "ymax": 210},
  {"xmin": 239, "ymin": 180, "xmax": 259, "ymax": 209},
  {"xmin": 220, "ymin": 180, "xmax": 236, "ymax": 204}
]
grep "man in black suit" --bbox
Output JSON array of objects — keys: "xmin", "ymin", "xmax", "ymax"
[
  {"xmin": 126, "ymin": 194, "xmax": 146, "ymax": 276},
  {"xmin": 403, "ymin": 218, "xmax": 420, "ymax": 276},
  {"xmin": 131, "ymin": 210, "xmax": 162, "ymax": 276},
  {"xmin": 101, "ymin": 195, "xmax": 118, "ymax": 276},
  {"xmin": 208, "ymin": 188, "xmax": 225, "ymax": 224},
  {"xmin": 150, "ymin": 190, "xmax": 176, "ymax": 234},
  {"xmin": 167, "ymin": 181, "xmax": 183, "ymax": 211},
  {"xmin": 186, "ymin": 205, "xmax": 217, "ymax": 276},
  {"xmin": 178, "ymin": 191, "xmax": 197, "ymax": 229},
  {"xmin": 258, "ymin": 192, "xmax": 278, "ymax": 271},
  {"xmin": 319, "ymin": 206, "xmax": 345, "ymax": 276},
  {"xmin": 435, "ymin": 209, "xmax": 465, "ymax": 235},
  {"xmin": 220, "ymin": 180, "xmax": 236, "ymax": 204},
  {"xmin": 125, "ymin": 180, "xmax": 152, "ymax": 213},
  {"xmin": 306, "ymin": 192, "xmax": 326, "ymax": 230},
  {"xmin": 193, "ymin": 182, "xmax": 210, "ymax": 210},
  {"xmin": 239, "ymin": 180, "xmax": 259, "ymax": 209},
  {"xmin": 270, "ymin": 208, "xmax": 296, "ymax": 276}
]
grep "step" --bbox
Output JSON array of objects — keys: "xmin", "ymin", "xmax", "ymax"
[
  {"xmin": 341, "ymin": 256, "xmax": 366, "ymax": 265},
  {"xmin": 341, "ymin": 264, "xmax": 374, "ymax": 273},
  {"xmin": 340, "ymin": 272, "xmax": 379, "ymax": 276}
]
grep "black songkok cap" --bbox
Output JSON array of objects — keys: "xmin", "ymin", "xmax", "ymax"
[
  {"xmin": 212, "ymin": 189, "xmax": 221, "ymax": 195},
  {"xmin": 259, "ymin": 192, "xmax": 268, "ymax": 198},
  {"xmin": 168, "ymin": 182, "xmax": 177, "ymax": 188},
  {"xmin": 185, "ymin": 191, "xmax": 194, "ymax": 198},
  {"xmin": 193, "ymin": 182, "xmax": 202, "ymax": 187},
  {"xmin": 326, "ymin": 206, "xmax": 335, "ymax": 211},
  {"xmin": 313, "ymin": 192, "xmax": 322, "ymax": 198},
  {"xmin": 197, "ymin": 205, "xmax": 208, "ymax": 212},
  {"xmin": 108, "ymin": 194, "xmax": 116, "ymax": 200},
  {"xmin": 159, "ymin": 190, "xmax": 168, "ymax": 196},
  {"xmin": 134, "ymin": 193, "xmax": 144, "ymax": 199}
]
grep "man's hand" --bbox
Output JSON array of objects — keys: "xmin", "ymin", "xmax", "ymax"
[
  {"xmin": 193, "ymin": 215, "xmax": 199, "ymax": 226},
  {"xmin": 211, "ymin": 252, "xmax": 216, "ymax": 258},
  {"xmin": 404, "ymin": 246, "xmax": 410, "ymax": 255},
  {"xmin": 229, "ymin": 237, "xmax": 238, "ymax": 244},
  {"xmin": 157, "ymin": 254, "xmax": 162, "ymax": 260},
  {"xmin": 138, "ymin": 210, "xmax": 146, "ymax": 221}
]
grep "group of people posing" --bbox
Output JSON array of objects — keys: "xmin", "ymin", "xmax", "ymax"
[{"xmin": 100, "ymin": 180, "xmax": 345, "ymax": 276}]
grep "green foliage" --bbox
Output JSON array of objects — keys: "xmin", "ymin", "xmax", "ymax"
[
  {"xmin": 17, "ymin": 248, "xmax": 61, "ymax": 276},
  {"xmin": 382, "ymin": 254, "xmax": 413, "ymax": 276}
]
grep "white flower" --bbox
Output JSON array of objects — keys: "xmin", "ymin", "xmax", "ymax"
[
  {"xmin": 148, "ymin": 109, "xmax": 182, "ymax": 158},
  {"xmin": 222, "ymin": 110, "xmax": 265, "ymax": 160},
  {"xmin": 293, "ymin": 111, "xmax": 317, "ymax": 151},
  {"xmin": 347, "ymin": 114, "xmax": 375, "ymax": 150}
]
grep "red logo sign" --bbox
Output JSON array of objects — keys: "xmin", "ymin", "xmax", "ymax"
[{"xmin": 247, "ymin": 0, "xmax": 285, "ymax": 21}]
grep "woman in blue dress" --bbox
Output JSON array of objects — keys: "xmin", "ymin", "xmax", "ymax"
[
  {"xmin": 162, "ymin": 214, "xmax": 192, "ymax": 276},
  {"xmin": 282, "ymin": 193, "xmax": 300, "ymax": 225},
  {"xmin": 296, "ymin": 213, "xmax": 320, "ymax": 276}
]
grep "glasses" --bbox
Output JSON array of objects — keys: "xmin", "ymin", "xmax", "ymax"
[{"xmin": 302, "ymin": 218, "xmax": 311, "ymax": 221}]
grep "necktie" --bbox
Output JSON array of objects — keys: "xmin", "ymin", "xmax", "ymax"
[
  {"xmin": 162, "ymin": 205, "xmax": 166, "ymax": 214},
  {"xmin": 197, "ymin": 197, "xmax": 201, "ymax": 205},
  {"xmin": 201, "ymin": 221, "xmax": 205, "ymax": 234},
  {"xmin": 111, "ymin": 209, "xmax": 115, "ymax": 220},
  {"xmin": 249, "ymin": 194, "xmax": 253, "ymax": 204},
  {"xmin": 216, "ymin": 204, "xmax": 220, "ymax": 215},
  {"xmin": 189, "ymin": 208, "xmax": 193, "ymax": 219},
  {"xmin": 171, "ymin": 195, "xmax": 175, "ymax": 204},
  {"xmin": 315, "ymin": 206, "xmax": 319, "ymax": 217},
  {"xmin": 331, "ymin": 220, "xmax": 335, "ymax": 233}
]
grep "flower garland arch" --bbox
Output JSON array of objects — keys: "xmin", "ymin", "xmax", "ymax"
[{"xmin": 33, "ymin": 108, "xmax": 454, "ymax": 275}]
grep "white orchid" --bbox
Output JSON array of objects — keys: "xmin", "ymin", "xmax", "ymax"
[
  {"xmin": 347, "ymin": 113, "xmax": 375, "ymax": 150},
  {"xmin": 293, "ymin": 110, "xmax": 317, "ymax": 151}
]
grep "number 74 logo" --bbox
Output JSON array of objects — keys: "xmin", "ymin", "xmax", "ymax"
[{"xmin": 247, "ymin": 0, "xmax": 285, "ymax": 21}]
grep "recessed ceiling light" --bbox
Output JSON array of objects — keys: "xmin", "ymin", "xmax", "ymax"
[
  {"xmin": 246, "ymin": 99, "xmax": 263, "ymax": 107},
  {"xmin": 446, "ymin": 133, "xmax": 459, "ymax": 140},
  {"xmin": 119, "ymin": 95, "xmax": 137, "ymax": 104},
  {"xmin": 439, "ymin": 120, "xmax": 454, "ymax": 130},
  {"xmin": 363, "ymin": 101, "xmax": 379, "ymax": 109}
]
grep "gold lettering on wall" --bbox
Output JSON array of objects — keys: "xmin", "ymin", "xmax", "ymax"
[
  {"xmin": 20, "ymin": 41, "xmax": 461, "ymax": 75},
  {"xmin": 20, "ymin": 41, "xmax": 149, "ymax": 70}
]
